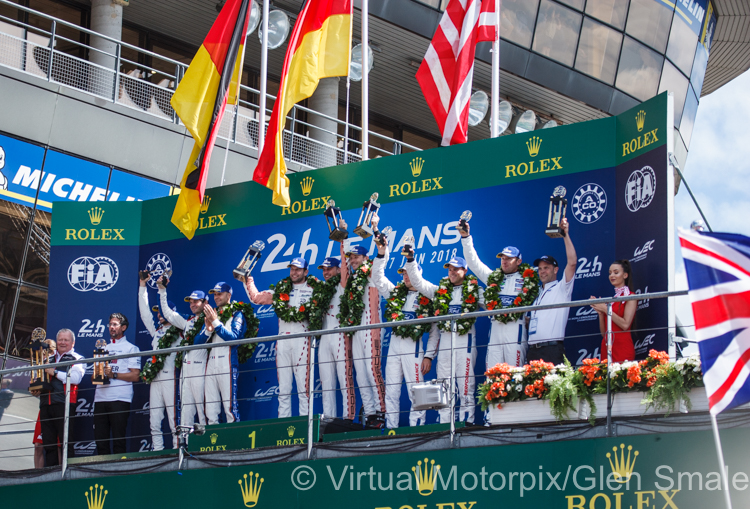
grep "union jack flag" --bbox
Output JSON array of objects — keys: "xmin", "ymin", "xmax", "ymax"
[{"xmin": 679, "ymin": 228, "xmax": 750, "ymax": 414}]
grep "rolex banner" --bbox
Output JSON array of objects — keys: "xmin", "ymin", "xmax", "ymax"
[{"xmin": 46, "ymin": 93, "xmax": 673, "ymax": 453}]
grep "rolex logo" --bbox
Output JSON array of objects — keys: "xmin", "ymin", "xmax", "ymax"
[
  {"xmin": 410, "ymin": 157, "xmax": 424, "ymax": 177},
  {"xmin": 239, "ymin": 471, "xmax": 264, "ymax": 507},
  {"xmin": 300, "ymin": 176, "xmax": 314, "ymax": 196},
  {"xmin": 88, "ymin": 207, "xmax": 104, "ymax": 225},
  {"xmin": 210, "ymin": 433, "xmax": 218, "ymax": 445},
  {"xmin": 200, "ymin": 195, "xmax": 211, "ymax": 214},
  {"xmin": 526, "ymin": 136, "xmax": 542, "ymax": 157},
  {"xmin": 635, "ymin": 110, "xmax": 646, "ymax": 132},
  {"xmin": 412, "ymin": 457, "xmax": 440, "ymax": 496},
  {"xmin": 287, "ymin": 425, "xmax": 295, "ymax": 438},
  {"xmin": 84, "ymin": 484, "xmax": 108, "ymax": 509},
  {"xmin": 607, "ymin": 443, "xmax": 639, "ymax": 483}
]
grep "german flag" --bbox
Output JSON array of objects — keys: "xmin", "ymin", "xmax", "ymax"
[
  {"xmin": 253, "ymin": 0, "xmax": 352, "ymax": 207},
  {"xmin": 170, "ymin": 0, "xmax": 250, "ymax": 239}
]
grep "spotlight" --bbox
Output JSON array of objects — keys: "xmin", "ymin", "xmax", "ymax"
[
  {"xmin": 537, "ymin": 118, "xmax": 557, "ymax": 129},
  {"xmin": 349, "ymin": 43, "xmax": 373, "ymax": 81},
  {"xmin": 259, "ymin": 9, "xmax": 291, "ymax": 50},
  {"xmin": 246, "ymin": 0, "xmax": 260, "ymax": 36},
  {"xmin": 468, "ymin": 90, "xmax": 489, "ymax": 127},
  {"xmin": 509, "ymin": 109, "xmax": 536, "ymax": 134},
  {"xmin": 488, "ymin": 100, "xmax": 513, "ymax": 135}
]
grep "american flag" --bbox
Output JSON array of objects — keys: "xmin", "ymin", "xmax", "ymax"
[
  {"xmin": 416, "ymin": 0, "xmax": 497, "ymax": 147},
  {"xmin": 679, "ymin": 228, "xmax": 750, "ymax": 414}
]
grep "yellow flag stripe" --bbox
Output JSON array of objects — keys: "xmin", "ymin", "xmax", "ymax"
[{"xmin": 170, "ymin": 142, "xmax": 204, "ymax": 240}]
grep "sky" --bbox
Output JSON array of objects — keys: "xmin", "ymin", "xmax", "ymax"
[{"xmin": 673, "ymin": 68, "xmax": 750, "ymax": 341}]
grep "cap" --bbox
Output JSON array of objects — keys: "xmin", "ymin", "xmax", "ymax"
[
  {"xmin": 496, "ymin": 246, "xmax": 521, "ymax": 259},
  {"xmin": 152, "ymin": 301, "xmax": 177, "ymax": 313},
  {"xmin": 533, "ymin": 255, "xmax": 559, "ymax": 268},
  {"xmin": 398, "ymin": 264, "xmax": 422, "ymax": 275},
  {"xmin": 444, "ymin": 257, "xmax": 468, "ymax": 269},
  {"xmin": 184, "ymin": 290, "xmax": 207, "ymax": 302},
  {"xmin": 209, "ymin": 282, "xmax": 233, "ymax": 295},
  {"xmin": 288, "ymin": 257, "xmax": 309, "ymax": 269},
  {"xmin": 317, "ymin": 257, "xmax": 341, "ymax": 269},
  {"xmin": 346, "ymin": 245, "xmax": 368, "ymax": 257}
]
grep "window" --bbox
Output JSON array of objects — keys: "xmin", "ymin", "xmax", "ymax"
[
  {"xmin": 658, "ymin": 59, "xmax": 689, "ymax": 126},
  {"xmin": 666, "ymin": 16, "xmax": 697, "ymax": 76},
  {"xmin": 0, "ymin": 200, "xmax": 32, "ymax": 280},
  {"xmin": 532, "ymin": 0, "xmax": 582, "ymax": 67},
  {"xmin": 679, "ymin": 85, "xmax": 698, "ymax": 147},
  {"xmin": 108, "ymin": 170, "xmax": 171, "ymax": 202},
  {"xmin": 625, "ymin": 0, "xmax": 674, "ymax": 53},
  {"xmin": 615, "ymin": 36, "xmax": 663, "ymax": 102},
  {"xmin": 575, "ymin": 17, "xmax": 623, "ymax": 85},
  {"xmin": 585, "ymin": 0, "xmax": 629, "ymax": 30},
  {"xmin": 557, "ymin": 0, "xmax": 584, "ymax": 11},
  {"xmin": 689, "ymin": 43, "xmax": 709, "ymax": 98},
  {"xmin": 7, "ymin": 285, "xmax": 47, "ymax": 360},
  {"xmin": 0, "ymin": 280, "xmax": 18, "ymax": 356},
  {"xmin": 500, "ymin": 0, "xmax": 540, "ymax": 49},
  {"xmin": 22, "ymin": 209, "xmax": 50, "ymax": 287}
]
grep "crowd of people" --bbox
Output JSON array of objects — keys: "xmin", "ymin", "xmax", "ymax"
[{"xmin": 23, "ymin": 213, "xmax": 639, "ymax": 465}]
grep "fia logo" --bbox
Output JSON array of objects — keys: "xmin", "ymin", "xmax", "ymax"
[
  {"xmin": 575, "ymin": 256, "xmax": 602, "ymax": 279},
  {"xmin": 67, "ymin": 256, "xmax": 119, "ymax": 292},
  {"xmin": 625, "ymin": 166, "xmax": 656, "ymax": 212},
  {"xmin": 239, "ymin": 471, "xmax": 264, "ymax": 507},
  {"xmin": 145, "ymin": 253, "xmax": 173, "ymax": 289},
  {"xmin": 571, "ymin": 183, "xmax": 607, "ymax": 224}
]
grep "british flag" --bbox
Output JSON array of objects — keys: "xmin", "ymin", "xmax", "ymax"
[{"xmin": 679, "ymin": 228, "xmax": 750, "ymax": 415}]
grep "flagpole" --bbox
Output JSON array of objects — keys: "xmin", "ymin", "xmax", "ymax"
[
  {"xmin": 489, "ymin": 0, "xmax": 500, "ymax": 138},
  {"xmin": 361, "ymin": 0, "xmax": 369, "ymax": 160},
  {"xmin": 258, "ymin": 0, "xmax": 269, "ymax": 152},
  {"xmin": 710, "ymin": 413, "xmax": 734, "ymax": 509},
  {"xmin": 220, "ymin": 22, "xmax": 251, "ymax": 186}
]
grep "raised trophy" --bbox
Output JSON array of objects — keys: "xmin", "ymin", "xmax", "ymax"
[
  {"xmin": 374, "ymin": 226, "xmax": 393, "ymax": 249},
  {"xmin": 401, "ymin": 234, "xmax": 415, "ymax": 257},
  {"xmin": 545, "ymin": 186, "xmax": 568, "ymax": 238},
  {"xmin": 233, "ymin": 240, "xmax": 266, "ymax": 282},
  {"xmin": 353, "ymin": 193, "xmax": 381, "ymax": 239},
  {"xmin": 457, "ymin": 210, "xmax": 472, "ymax": 235},
  {"xmin": 323, "ymin": 199, "xmax": 348, "ymax": 241},
  {"xmin": 92, "ymin": 339, "xmax": 110, "ymax": 385},
  {"xmin": 139, "ymin": 268, "xmax": 173, "ymax": 287},
  {"xmin": 29, "ymin": 328, "xmax": 55, "ymax": 391}
]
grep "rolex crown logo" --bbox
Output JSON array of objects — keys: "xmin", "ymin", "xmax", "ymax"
[
  {"xmin": 88, "ymin": 207, "xmax": 104, "ymax": 225},
  {"xmin": 607, "ymin": 443, "xmax": 639, "ymax": 483},
  {"xmin": 635, "ymin": 110, "xmax": 646, "ymax": 132},
  {"xmin": 210, "ymin": 433, "xmax": 218, "ymax": 445},
  {"xmin": 412, "ymin": 457, "xmax": 440, "ymax": 496},
  {"xmin": 85, "ymin": 484, "xmax": 108, "ymax": 509},
  {"xmin": 200, "ymin": 195, "xmax": 211, "ymax": 214},
  {"xmin": 287, "ymin": 425, "xmax": 296, "ymax": 437},
  {"xmin": 526, "ymin": 136, "xmax": 542, "ymax": 157},
  {"xmin": 239, "ymin": 471, "xmax": 264, "ymax": 507},
  {"xmin": 300, "ymin": 176, "xmax": 314, "ymax": 196},
  {"xmin": 410, "ymin": 157, "xmax": 425, "ymax": 177}
]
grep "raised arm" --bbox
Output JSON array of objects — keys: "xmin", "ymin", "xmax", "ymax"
[
  {"xmin": 404, "ymin": 260, "xmax": 438, "ymax": 300},
  {"xmin": 158, "ymin": 286, "xmax": 189, "ymax": 330},
  {"xmin": 372, "ymin": 249, "xmax": 395, "ymax": 298},
  {"xmin": 460, "ymin": 235, "xmax": 492, "ymax": 284},
  {"xmin": 244, "ymin": 277, "xmax": 273, "ymax": 305},
  {"xmin": 339, "ymin": 240, "xmax": 349, "ymax": 289},
  {"xmin": 561, "ymin": 218, "xmax": 577, "ymax": 284},
  {"xmin": 138, "ymin": 284, "xmax": 157, "ymax": 338}
]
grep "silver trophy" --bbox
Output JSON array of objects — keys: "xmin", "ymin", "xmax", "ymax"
[
  {"xmin": 92, "ymin": 339, "xmax": 110, "ymax": 385},
  {"xmin": 374, "ymin": 225, "xmax": 393, "ymax": 249},
  {"xmin": 457, "ymin": 210, "xmax": 472, "ymax": 234},
  {"xmin": 233, "ymin": 240, "xmax": 266, "ymax": 282},
  {"xmin": 401, "ymin": 234, "xmax": 415, "ymax": 257},
  {"xmin": 354, "ymin": 193, "xmax": 381, "ymax": 239},
  {"xmin": 323, "ymin": 199, "xmax": 348, "ymax": 241},
  {"xmin": 545, "ymin": 186, "xmax": 567, "ymax": 238}
]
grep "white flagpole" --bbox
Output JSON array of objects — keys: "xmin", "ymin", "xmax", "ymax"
[
  {"xmin": 258, "ymin": 0, "xmax": 269, "ymax": 152},
  {"xmin": 489, "ymin": 0, "xmax": 501, "ymax": 138},
  {"xmin": 710, "ymin": 413, "xmax": 734, "ymax": 509},
  {"xmin": 361, "ymin": 0, "xmax": 369, "ymax": 160}
]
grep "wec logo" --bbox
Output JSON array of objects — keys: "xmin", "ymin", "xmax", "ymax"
[
  {"xmin": 632, "ymin": 240, "xmax": 655, "ymax": 263},
  {"xmin": 635, "ymin": 334, "xmax": 656, "ymax": 353},
  {"xmin": 67, "ymin": 256, "xmax": 119, "ymax": 292},
  {"xmin": 254, "ymin": 386, "xmax": 280, "ymax": 399}
]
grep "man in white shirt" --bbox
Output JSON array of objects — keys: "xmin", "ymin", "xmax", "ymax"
[
  {"xmin": 527, "ymin": 218, "xmax": 577, "ymax": 365},
  {"xmin": 93, "ymin": 313, "xmax": 141, "ymax": 456}
]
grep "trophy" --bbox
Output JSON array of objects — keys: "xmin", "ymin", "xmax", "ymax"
[
  {"xmin": 92, "ymin": 339, "xmax": 110, "ymax": 385},
  {"xmin": 139, "ymin": 269, "xmax": 173, "ymax": 287},
  {"xmin": 401, "ymin": 234, "xmax": 415, "ymax": 257},
  {"xmin": 353, "ymin": 193, "xmax": 380, "ymax": 239},
  {"xmin": 545, "ymin": 186, "xmax": 568, "ymax": 238},
  {"xmin": 457, "ymin": 210, "xmax": 472, "ymax": 235},
  {"xmin": 323, "ymin": 199, "xmax": 348, "ymax": 241},
  {"xmin": 29, "ymin": 328, "xmax": 55, "ymax": 391},
  {"xmin": 233, "ymin": 240, "xmax": 266, "ymax": 282},
  {"xmin": 374, "ymin": 226, "xmax": 392, "ymax": 249}
]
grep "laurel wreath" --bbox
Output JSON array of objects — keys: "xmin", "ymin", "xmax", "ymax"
[
  {"xmin": 174, "ymin": 314, "xmax": 205, "ymax": 370},
  {"xmin": 308, "ymin": 274, "xmax": 340, "ymax": 332},
  {"xmin": 484, "ymin": 264, "xmax": 540, "ymax": 324},
  {"xmin": 385, "ymin": 282, "xmax": 433, "ymax": 341},
  {"xmin": 140, "ymin": 325, "xmax": 182, "ymax": 384},
  {"xmin": 270, "ymin": 275, "xmax": 320, "ymax": 323},
  {"xmin": 432, "ymin": 275, "xmax": 480, "ymax": 335},
  {"xmin": 338, "ymin": 259, "xmax": 373, "ymax": 328},
  {"xmin": 215, "ymin": 301, "xmax": 260, "ymax": 364}
]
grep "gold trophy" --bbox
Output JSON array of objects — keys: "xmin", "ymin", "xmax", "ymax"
[
  {"xmin": 457, "ymin": 210, "xmax": 472, "ymax": 235},
  {"xmin": 233, "ymin": 240, "xmax": 266, "ymax": 282},
  {"xmin": 353, "ymin": 193, "xmax": 380, "ymax": 239},
  {"xmin": 401, "ymin": 234, "xmax": 415, "ymax": 257},
  {"xmin": 323, "ymin": 199, "xmax": 348, "ymax": 241},
  {"xmin": 374, "ymin": 226, "xmax": 392, "ymax": 249},
  {"xmin": 545, "ymin": 186, "xmax": 568, "ymax": 238},
  {"xmin": 92, "ymin": 339, "xmax": 110, "ymax": 385},
  {"xmin": 29, "ymin": 328, "xmax": 55, "ymax": 391}
]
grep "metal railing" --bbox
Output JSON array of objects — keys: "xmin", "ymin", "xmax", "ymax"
[
  {"xmin": 0, "ymin": 0, "xmax": 422, "ymax": 171},
  {"xmin": 0, "ymin": 290, "xmax": 689, "ymax": 477}
]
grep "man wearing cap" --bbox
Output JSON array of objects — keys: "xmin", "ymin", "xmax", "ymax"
[
  {"xmin": 527, "ymin": 218, "xmax": 577, "ymax": 364},
  {"xmin": 193, "ymin": 282, "xmax": 247, "ymax": 425},
  {"xmin": 244, "ymin": 258, "xmax": 315, "ymax": 418},
  {"xmin": 403, "ymin": 251, "xmax": 484, "ymax": 424},
  {"xmin": 316, "ymin": 257, "xmax": 356, "ymax": 421},
  {"xmin": 158, "ymin": 281, "xmax": 208, "ymax": 427},
  {"xmin": 138, "ymin": 277, "xmax": 183, "ymax": 450},
  {"xmin": 372, "ymin": 233, "xmax": 439, "ymax": 428},
  {"xmin": 460, "ymin": 224, "xmax": 530, "ymax": 368}
]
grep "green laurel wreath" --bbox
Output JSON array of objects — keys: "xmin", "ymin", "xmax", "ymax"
[
  {"xmin": 174, "ymin": 314, "xmax": 205, "ymax": 370},
  {"xmin": 270, "ymin": 275, "xmax": 320, "ymax": 323},
  {"xmin": 483, "ymin": 264, "xmax": 540, "ymax": 324},
  {"xmin": 385, "ymin": 282, "xmax": 434, "ymax": 341},
  {"xmin": 338, "ymin": 259, "xmax": 373, "ymax": 329},
  {"xmin": 432, "ymin": 275, "xmax": 480, "ymax": 335},
  {"xmin": 140, "ymin": 325, "xmax": 182, "ymax": 384},
  {"xmin": 215, "ymin": 301, "xmax": 260, "ymax": 364},
  {"xmin": 308, "ymin": 274, "xmax": 341, "ymax": 332}
]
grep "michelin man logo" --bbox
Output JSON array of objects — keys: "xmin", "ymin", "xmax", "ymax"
[
  {"xmin": 571, "ymin": 183, "xmax": 607, "ymax": 224},
  {"xmin": 68, "ymin": 257, "xmax": 119, "ymax": 292},
  {"xmin": 145, "ymin": 253, "xmax": 172, "ymax": 289},
  {"xmin": 0, "ymin": 146, "xmax": 8, "ymax": 191}
]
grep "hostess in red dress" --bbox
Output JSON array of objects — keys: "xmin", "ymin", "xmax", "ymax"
[{"xmin": 600, "ymin": 289, "xmax": 635, "ymax": 362}]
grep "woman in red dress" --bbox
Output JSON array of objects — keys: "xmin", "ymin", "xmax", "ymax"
[{"xmin": 590, "ymin": 260, "xmax": 636, "ymax": 362}]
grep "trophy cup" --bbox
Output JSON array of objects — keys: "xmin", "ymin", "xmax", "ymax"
[
  {"xmin": 353, "ymin": 193, "xmax": 380, "ymax": 239},
  {"xmin": 457, "ymin": 210, "xmax": 472, "ymax": 235},
  {"xmin": 545, "ymin": 186, "xmax": 568, "ymax": 238},
  {"xmin": 233, "ymin": 240, "xmax": 266, "ymax": 282},
  {"xmin": 323, "ymin": 199, "xmax": 348, "ymax": 241},
  {"xmin": 401, "ymin": 234, "xmax": 415, "ymax": 257},
  {"xmin": 92, "ymin": 339, "xmax": 110, "ymax": 385},
  {"xmin": 139, "ymin": 269, "xmax": 173, "ymax": 287},
  {"xmin": 29, "ymin": 328, "xmax": 55, "ymax": 391},
  {"xmin": 374, "ymin": 226, "xmax": 392, "ymax": 249}
]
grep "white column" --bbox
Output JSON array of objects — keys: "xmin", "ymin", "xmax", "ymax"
[
  {"xmin": 89, "ymin": 0, "xmax": 124, "ymax": 97},
  {"xmin": 308, "ymin": 77, "xmax": 340, "ymax": 168}
]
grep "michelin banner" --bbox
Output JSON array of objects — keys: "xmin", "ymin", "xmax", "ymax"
[{"xmin": 46, "ymin": 94, "xmax": 673, "ymax": 453}]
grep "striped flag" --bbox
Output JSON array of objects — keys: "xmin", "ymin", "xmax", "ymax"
[
  {"xmin": 170, "ymin": 0, "xmax": 250, "ymax": 239},
  {"xmin": 679, "ymin": 228, "xmax": 750, "ymax": 414},
  {"xmin": 253, "ymin": 0, "xmax": 352, "ymax": 207},
  {"xmin": 416, "ymin": 0, "xmax": 497, "ymax": 147}
]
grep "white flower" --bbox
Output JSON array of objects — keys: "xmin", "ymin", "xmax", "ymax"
[
  {"xmin": 544, "ymin": 374, "xmax": 560, "ymax": 385},
  {"xmin": 513, "ymin": 374, "xmax": 524, "ymax": 382},
  {"xmin": 357, "ymin": 285, "xmax": 363, "ymax": 290},
  {"xmin": 515, "ymin": 384, "xmax": 523, "ymax": 392}
]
